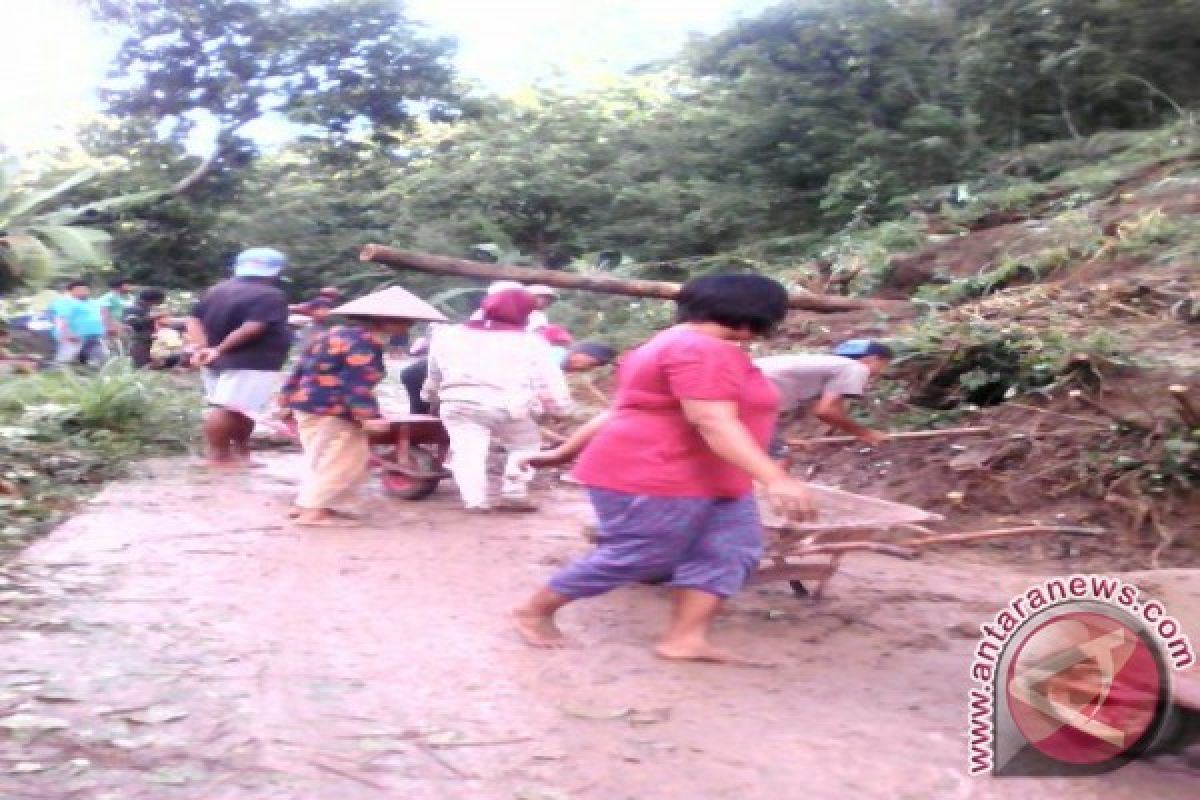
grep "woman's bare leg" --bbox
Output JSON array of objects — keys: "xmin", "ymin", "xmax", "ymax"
[
  {"xmin": 656, "ymin": 588, "xmax": 770, "ymax": 666},
  {"xmin": 512, "ymin": 586, "xmax": 572, "ymax": 648}
]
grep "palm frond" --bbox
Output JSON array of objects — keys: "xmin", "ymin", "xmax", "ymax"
[
  {"xmin": 25, "ymin": 225, "xmax": 111, "ymax": 266},
  {"xmin": 0, "ymin": 169, "xmax": 97, "ymax": 225}
]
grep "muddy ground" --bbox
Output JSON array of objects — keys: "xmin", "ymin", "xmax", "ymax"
[{"xmin": 0, "ymin": 455, "xmax": 1197, "ymax": 799}]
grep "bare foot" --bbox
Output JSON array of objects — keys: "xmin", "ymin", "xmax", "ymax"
[
  {"xmin": 192, "ymin": 459, "xmax": 245, "ymax": 472},
  {"xmin": 512, "ymin": 608, "xmax": 569, "ymax": 649},
  {"xmin": 654, "ymin": 639, "xmax": 775, "ymax": 668},
  {"xmin": 294, "ymin": 510, "xmax": 360, "ymax": 528}
]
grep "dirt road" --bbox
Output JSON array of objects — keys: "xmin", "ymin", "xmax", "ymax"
[{"xmin": 0, "ymin": 455, "xmax": 1196, "ymax": 799}]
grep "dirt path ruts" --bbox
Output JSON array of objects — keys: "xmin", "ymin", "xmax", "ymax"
[{"xmin": 0, "ymin": 455, "xmax": 1196, "ymax": 799}]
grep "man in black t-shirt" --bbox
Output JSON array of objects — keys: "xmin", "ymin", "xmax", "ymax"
[
  {"xmin": 124, "ymin": 288, "xmax": 167, "ymax": 368},
  {"xmin": 186, "ymin": 248, "xmax": 292, "ymax": 468}
]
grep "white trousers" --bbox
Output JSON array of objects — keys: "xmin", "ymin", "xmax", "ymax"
[{"xmin": 440, "ymin": 401, "xmax": 541, "ymax": 509}]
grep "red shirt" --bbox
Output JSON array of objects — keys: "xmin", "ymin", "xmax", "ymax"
[{"xmin": 573, "ymin": 327, "xmax": 779, "ymax": 498}]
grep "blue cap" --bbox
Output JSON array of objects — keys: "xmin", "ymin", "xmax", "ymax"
[
  {"xmin": 233, "ymin": 248, "xmax": 287, "ymax": 278},
  {"xmin": 833, "ymin": 339, "xmax": 894, "ymax": 359}
]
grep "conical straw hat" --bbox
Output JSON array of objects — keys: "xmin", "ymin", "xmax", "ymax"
[{"xmin": 331, "ymin": 286, "xmax": 448, "ymax": 322}]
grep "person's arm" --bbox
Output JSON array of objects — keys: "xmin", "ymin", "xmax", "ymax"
[
  {"xmin": 681, "ymin": 399, "xmax": 791, "ymax": 485},
  {"xmin": 530, "ymin": 340, "xmax": 573, "ymax": 416},
  {"xmin": 681, "ymin": 398, "xmax": 817, "ymax": 520},
  {"xmin": 420, "ymin": 334, "xmax": 444, "ymax": 403},
  {"xmin": 521, "ymin": 411, "xmax": 611, "ymax": 468},
  {"xmin": 57, "ymin": 316, "xmax": 77, "ymax": 342},
  {"xmin": 184, "ymin": 317, "xmax": 208, "ymax": 349},
  {"xmin": 811, "ymin": 393, "xmax": 886, "ymax": 445}
]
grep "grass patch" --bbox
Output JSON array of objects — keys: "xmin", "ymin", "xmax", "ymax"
[{"xmin": 0, "ymin": 360, "xmax": 202, "ymax": 554}]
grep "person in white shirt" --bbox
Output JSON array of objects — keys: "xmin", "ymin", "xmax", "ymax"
[
  {"xmin": 755, "ymin": 339, "xmax": 893, "ymax": 460},
  {"xmin": 423, "ymin": 288, "xmax": 572, "ymax": 511}
]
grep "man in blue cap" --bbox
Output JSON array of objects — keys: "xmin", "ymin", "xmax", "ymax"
[
  {"xmin": 186, "ymin": 248, "xmax": 292, "ymax": 468},
  {"xmin": 756, "ymin": 339, "xmax": 893, "ymax": 460}
]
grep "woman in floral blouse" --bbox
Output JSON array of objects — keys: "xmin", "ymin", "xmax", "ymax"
[{"xmin": 279, "ymin": 287, "xmax": 446, "ymax": 527}]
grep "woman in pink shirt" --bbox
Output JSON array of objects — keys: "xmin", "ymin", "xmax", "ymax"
[{"xmin": 513, "ymin": 274, "xmax": 816, "ymax": 665}]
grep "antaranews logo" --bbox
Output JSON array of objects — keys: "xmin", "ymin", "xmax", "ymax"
[{"xmin": 967, "ymin": 574, "xmax": 1195, "ymax": 776}]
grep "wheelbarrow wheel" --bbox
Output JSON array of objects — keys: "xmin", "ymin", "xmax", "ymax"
[{"xmin": 381, "ymin": 446, "xmax": 442, "ymax": 501}]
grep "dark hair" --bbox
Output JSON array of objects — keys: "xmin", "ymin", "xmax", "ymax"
[
  {"xmin": 109, "ymin": 277, "xmax": 131, "ymax": 288},
  {"xmin": 65, "ymin": 279, "xmax": 89, "ymax": 290},
  {"xmin": 569, "ymin": 341, "xmax": 617, "ymax": 365},
  {"xmin": 675, "ymin": 273, "xmax": 789, "ymax": 335},
  {"xmin": 138, "ymin": 288, "xmax": 166, "ymax": 305}
]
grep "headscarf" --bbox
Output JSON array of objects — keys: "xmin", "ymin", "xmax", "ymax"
[
  {"xmin": 466, "ymin": 288, "xmax": 538, "ymax": 332},
  {"xmin": 538, "ymin": 324, "xmax": 573, "ymax": 346}
]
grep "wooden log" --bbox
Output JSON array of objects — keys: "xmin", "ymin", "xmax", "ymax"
[
  {"xmin": 903, "ymin": 526, "xmax": 1104, "ymax": 547},
  {"xmin": 358, "ymin": 245, "xmax": 908, "ymax": 314},
  {"xmin": 1068, "ymin": 390, "xmax": 1153, "ymax": 433},
  {"xmin": 1168, "ymin": 384, "xmax": 1200, "ymax": 428},
  {"xmin": 786, "ymin": 426, "xmax": 991, "ymax": 447}
]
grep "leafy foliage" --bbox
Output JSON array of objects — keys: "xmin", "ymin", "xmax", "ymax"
[{"xmin": 0, "ymin": 361, "xmax": 202, "ymax": 549}]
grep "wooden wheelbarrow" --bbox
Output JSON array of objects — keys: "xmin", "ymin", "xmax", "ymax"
[
  {"xmin": 267, "ymin": 412, "xmax": 451, "ymax": 501},
  {"xmin": 752, "ymin": 484, "xmax": 1102, "ymax": 601}
]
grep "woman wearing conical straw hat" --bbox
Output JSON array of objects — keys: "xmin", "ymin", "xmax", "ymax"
[{"xmin": 278, "ymin": 286, "xmax": 446, "ymax": 527}]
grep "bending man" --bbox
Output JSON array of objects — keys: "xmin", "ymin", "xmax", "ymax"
[{"xmin": 755, "ymin": 339, "xmax": 893, "ymax": 459}]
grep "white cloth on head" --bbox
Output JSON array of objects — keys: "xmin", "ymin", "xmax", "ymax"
[
  {"xmin": 422, "ymin": 325, "xmax": 571, "ymax": 417},
  {"xmin": 440, "ymin": 401, "xmax": 541, "ymax": 509},
  {"xmin": 202, "ymin": 368, "xmax": 281, "ymax": 414},
  {"xmin": 754, "ymin": 354, "xmax": 870, "ymax": 414}
]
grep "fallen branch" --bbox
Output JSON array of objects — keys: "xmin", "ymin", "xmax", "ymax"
[
  {"xmin": 1168, "ymin": 384, "xmax": 1200, "ymax": 428},
  {"xmin": 1002, "ymin": 402, "xmax": 1111, "ymax": 428},
  {"xmin": 358, "ymin": 245, "xmax": 909, "ymax": 314},
  {"xmin": 1068, "ymin": 390, "xmax": 1153, "ymax": 433},
  {"xmin": 786, "ymin": 426, "xmax": 990, "ymax": 447},
  {"xmin": 903, "ymin": 526, "xmax": 1104, "ymax": 547},
  {"xmin": 310, "ymin": 760, "xmax": 389, "ymax": 790},
  {"xmin": 427, "ymin": 736, "xmax": 534, "ymax": 750},
  {"xmin": 540, "ymin": 426, "xmax": 567, "ymax": 445}
]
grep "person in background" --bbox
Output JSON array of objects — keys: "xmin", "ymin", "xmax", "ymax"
[
  {"xmin": 187, "ymin": 248, "xmax": 292, "ymax": 469},
  {"xmin": 290, "ymin": 287, "xmax": 341, "ymax": 327},
  {"xmin": 511, "ymin": 274, "xmax": 816, "ymax": 664},
  {"xmin": 290, "ymin": 287, "xmax": 342, "ymax": 351},
  {"xmin": 149, "ymin": 316, "xmax": 187, "ymax": 369},
  {"xmin": 98, "ymin": 277, "xmax": 135, "ymax": 345},
  {"xmin": 423, "ymin": 288, "xmax": 571, "ymax": 512},
  {"xmin": 526, "ymin": 285, "xmax": 557, "ymax": 332},
  {"xmin": 49, "ymin": 280, "xmax": 108, "ymax": 366},
  {"xmin": 558, "ymin": 340, "xmax": 616, "ymax": 373},
  {"xmin": 755, "ymin": 339, "xmax": 893, "ymax": 461},
  {"xmin": 124, "ymin": 288, "xmax": 168, "ymax": 368},
  {"xmin": 279, "ymin": 287, "xmax": 447, "ymax": 526}
]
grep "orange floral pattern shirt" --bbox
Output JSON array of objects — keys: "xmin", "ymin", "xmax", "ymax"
[{"xmin": 280, "ymin": 325, "xmax": 385, "ymax": 420}]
